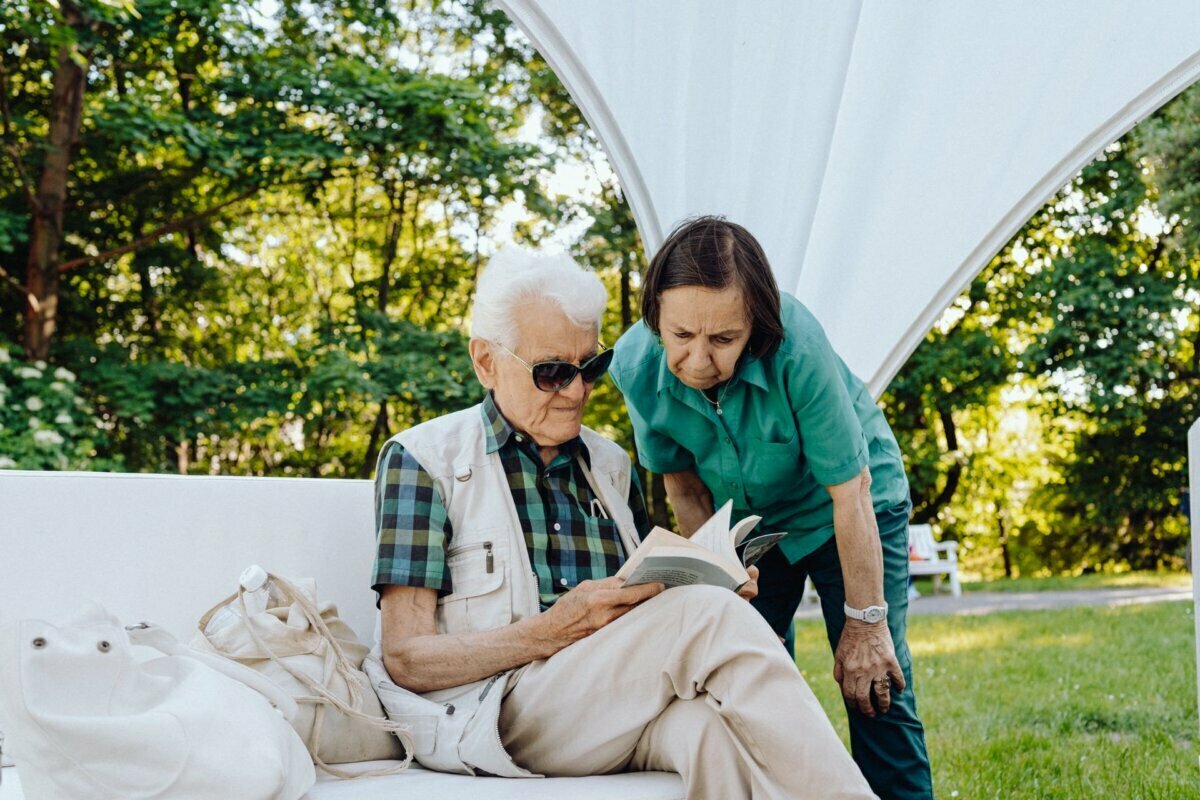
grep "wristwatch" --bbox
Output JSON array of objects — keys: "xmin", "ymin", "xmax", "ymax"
[{"xmin": 843, "ymin": 602, "xmax": 888, "ymax": 624}]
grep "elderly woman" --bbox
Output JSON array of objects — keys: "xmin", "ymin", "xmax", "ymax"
[
  {"xmin": 609, "ymin": 218, "xmax": 933, "ymax": 800},
  {"xmin": 369, "ymin": 247, "xmax": 877, "ymax": 799}
]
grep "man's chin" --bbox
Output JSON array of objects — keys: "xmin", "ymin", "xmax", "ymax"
[{"xmin": 532, "ymin": 420, "xmax": 583, "ymax": 447}]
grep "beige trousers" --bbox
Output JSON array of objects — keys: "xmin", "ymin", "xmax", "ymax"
[{"xmin": 499, "ymin": 585, "xmax": 878, "ymax": 800}]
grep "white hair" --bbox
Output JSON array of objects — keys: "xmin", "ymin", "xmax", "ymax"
[{"xmin": 470, "ymin": 245, "xmax": 607, "ymax": 350}]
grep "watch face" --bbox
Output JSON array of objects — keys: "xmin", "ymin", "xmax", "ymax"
[{"xmin": 865, "ymin": 607, "xmax": 887, "ymax": 624}]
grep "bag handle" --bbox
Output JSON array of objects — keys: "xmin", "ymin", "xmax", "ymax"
[
  {"xmin": 209, "ymin": 575, "xmax": 414, "ymax": 778},
  {"xmin": 125, "ymin": 623, "xmax": 299, "ymax": 721}
]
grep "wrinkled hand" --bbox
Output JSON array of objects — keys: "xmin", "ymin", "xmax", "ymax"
[
  {"xmin": 833, "ymin": 619, "xmax": 905, "ymax": 717},
  {"xmin": 736, "ymin": 565, "xmax": 760, "ymax": 601},
  {"xmin": 539, "ymin": 577, "xmax": 664, "ymax": 654}
]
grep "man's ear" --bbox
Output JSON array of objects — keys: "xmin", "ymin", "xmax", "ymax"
[{"xmin": 469, "ymin": 339, "xmax": 497, "ymax": 390}]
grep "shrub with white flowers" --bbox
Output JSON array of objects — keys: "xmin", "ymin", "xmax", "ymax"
[{"xmin": 0, "ymin": 343, "xmax": 102, "ymax": 470}]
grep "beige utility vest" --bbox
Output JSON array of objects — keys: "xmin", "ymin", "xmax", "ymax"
[{"xmin": 367, "ymin": 403, "xmax": 640, "ymax": 777}]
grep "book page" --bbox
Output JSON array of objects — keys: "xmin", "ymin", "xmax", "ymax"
[
  {"xmin": 616, "ymin": 501, "xmax": 760, "ymax": 591},
  {"xmin": 689, "ymin": 500, "xmax": 734, "ymax": 554},
  {"xmin": 623, "ymin": 554, "xmax": 743, "ymax": 591},
  {"xmin": 738, "ymin": 531, "xmax": 787, "ymax": 567},
  {"xmin": 731, "ymin": 513, "xmax": 764, "ymax": 547},
  {"xmin": 615, "ymin": 527, "xmax": 706, "ymax": 581}
]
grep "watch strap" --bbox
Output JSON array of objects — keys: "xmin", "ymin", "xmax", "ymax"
[{"xmin": 843, "ymin": 601, "xmax": 889, "ymax": 623}]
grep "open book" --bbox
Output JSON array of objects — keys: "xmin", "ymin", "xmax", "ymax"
[{"xmin": 616, "ymin": 501, "xmax": 787, "ymax": 591}]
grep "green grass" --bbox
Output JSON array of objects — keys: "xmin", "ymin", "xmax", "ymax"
[
  {"xmin": 947, "ymin": 570, "xmax": 1192, "ymax": 594},
  {"xmin": 794, "ymin": 601, "xmax": 1200, "ymax": 799}
]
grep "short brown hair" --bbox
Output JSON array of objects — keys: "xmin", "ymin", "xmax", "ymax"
[{"xmin": 641, "ymin": 216, "xmax": 784, "ymax": 357}]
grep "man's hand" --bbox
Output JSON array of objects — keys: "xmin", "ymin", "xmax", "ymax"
[
  {"xmin": 534, "ymin": 577, "xmax": 664, "ymax": 655},
  {"xmin": 736, "ymin": 565, "xmax": 759, "ymax": 601},
  {"xmin": 833, "ymin": 619, "xmax": 906, "ymax": 717}
]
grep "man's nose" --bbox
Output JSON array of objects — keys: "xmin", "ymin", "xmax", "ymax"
[{"xmin": 560, "ymin": 370, "xmax": 588, "ymax": 402}]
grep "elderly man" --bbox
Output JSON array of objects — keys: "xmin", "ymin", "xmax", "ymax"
[{"xmin": 366, "ymin": 247, "xmax": 877, "ymax": 800}]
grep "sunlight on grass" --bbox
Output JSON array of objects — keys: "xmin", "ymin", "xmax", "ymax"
[
  {"xmin": 907, "ymin": 627, "xmax": 1097, "ymax": 657},
  {"xmin": 904, "ymin": 624, "xmax": 1017, "ymax": 657},
  {"xmin": 958, "ymin": 570, "xmax": 1192, "ymax": 594},
  {"xmin": 794, "ymin": 601, "xmax": 1200, "ymax": 799}
]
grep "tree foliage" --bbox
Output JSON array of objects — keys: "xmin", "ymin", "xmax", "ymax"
[
  {"xmin": 885, "ymin": 89, "xmax": 1200, "ymax": 575},
  {"xmin": 2, "ymin": 2, "xmax": 1197, "ymax": 576}
]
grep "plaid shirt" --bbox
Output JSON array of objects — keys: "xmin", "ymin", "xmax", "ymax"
[{"xmin": 373, "ymin": 393, "xmax": 652, "ymax": 609}]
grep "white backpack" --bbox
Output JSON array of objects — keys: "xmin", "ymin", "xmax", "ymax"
[{"xmin": 0, "ymin": 603, "xmax": 315, "ymax": 800}]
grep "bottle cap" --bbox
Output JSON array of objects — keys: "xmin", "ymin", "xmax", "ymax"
[{"xmin": 239, "ymin": 564, "xmax": 269, "ymax": 592}]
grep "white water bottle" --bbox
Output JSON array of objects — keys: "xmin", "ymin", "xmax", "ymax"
[{"xmin": 205, "ymin": 564, "xmax": 273, "ymax": 634}]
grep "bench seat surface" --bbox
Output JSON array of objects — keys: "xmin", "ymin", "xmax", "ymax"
[{"xmin": 0, "ymin": 764, "xmax": 686, "ymax": 800}]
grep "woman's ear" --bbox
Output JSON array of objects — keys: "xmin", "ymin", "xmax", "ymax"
[{"xmin": 469, "ymin": 339, "xmax": 497, "ymax": 390}]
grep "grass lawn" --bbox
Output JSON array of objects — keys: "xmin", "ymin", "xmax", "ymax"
[
  {"xmin": 794, "ymin": 600, "xmax": 1199, "ymax": 799},
  {"xmin": 954, "ymin": 571, "xmax": 1193, "ymax": 595}
]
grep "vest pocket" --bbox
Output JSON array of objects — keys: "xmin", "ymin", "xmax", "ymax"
[{"xmin": 438, "ymin": 536, "xmax": 513, "ymax": 633}]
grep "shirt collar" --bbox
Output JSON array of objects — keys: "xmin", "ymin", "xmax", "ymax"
[
  {"xmin": 481, "ymin": 391, "xmax": 511, "ymax": 454},
  {"xmin": 737, "ymin": 353, "xmax": 770, "ymax": 391},
  {"xmin": 480, "ymin": 392, "xmax": 589, "ymax": 465}
]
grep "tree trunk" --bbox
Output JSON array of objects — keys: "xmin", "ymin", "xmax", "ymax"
[
  {"xmin": 648, "ymin": 470, "xmax": 670, "ymax": 529},
  {"xmin": 133, "ymin": 213, "xmax": 163, "ymax": 348},
  {"xmin": 619, "ymin": 254, "xmax": 632, "ymax": 330},
  {"xmin": 23, "ymin": 3, "xmax": 90, "ymax": 360},
  {"xmin": 998, "ymin": 509, "xmax": 1012, "ymax": 578},
  {"xmin": 913, "ymin": 405, "xmax": 963, "ymax": 523},
  {"xmin": 376, "ymin": 180, "xmax": 408, "ymax": 313},
  {"xmin": 176, "ymin": 437, "xmax": 191, "ymax": 475},
  {"xmin": 360, "ymin": 401, "xmax": 391, "ymax": 478}
]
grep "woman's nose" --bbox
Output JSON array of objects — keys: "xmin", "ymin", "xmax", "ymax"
[{"xmin": 687, "ymin": 343, "xmax": 711, "ymax": 370}]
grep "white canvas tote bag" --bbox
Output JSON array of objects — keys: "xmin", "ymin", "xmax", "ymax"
[
  {"xmin": 0, "ymin": 603, "xmax": 315, "ymax": 800},
  {"xmin": 194, "ymin": 570, "xmax": 412, "ymax": 778}
]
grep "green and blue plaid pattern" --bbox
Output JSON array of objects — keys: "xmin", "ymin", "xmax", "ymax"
[
  {"xmin": 373, "ymin": 393, "xmax": 651, "ymax": 609},
  {"xmin": 373, "ymin": 438, "xmax": 454, "ymax": 598}
]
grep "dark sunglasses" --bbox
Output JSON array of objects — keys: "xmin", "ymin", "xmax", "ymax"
[{"xmin": 495, "ymin": 342, "xmax": 614, "ymax": 393}]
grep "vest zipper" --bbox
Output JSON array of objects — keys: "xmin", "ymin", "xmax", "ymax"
[
  {"xmin": 479, "ymin": 671, "xmax": 504, "ymax": 701},
  {"xmin": 479, "ymin": 672, "xmax": 524, "ymax": 773},
  {"xmin": 446, "ymin": 540, "xmax": 495, "ymax": 574}
]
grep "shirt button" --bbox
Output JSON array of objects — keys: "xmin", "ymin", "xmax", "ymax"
[
  {"xmin": 515, "ymin": 434, "xmax": 523, "ymax": 442},
  {"xmin": 553, "ymin": 522, "xmax": 561, "ymax": 531},
  {"xmin": 724, "ymin": 437, "xmax": 731, "ymax": 444},
  {"xmin": 559, "ymin": 578, "xmax": 568, "ymax": 586},
  {"xmin": 729, "ymin": 481, "xmax": 738, "ymax": 488}
]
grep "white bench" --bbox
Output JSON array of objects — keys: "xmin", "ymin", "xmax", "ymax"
[
  {"xmin": 794, "ymin": 522, "xmax": 963, "ymax": 607},
  {"xmin": 907, "ymin": 524, "xmax": 961, "ymax": 597},
  {"xmin": 0, "ymin": 470, "xmax": 683, "ymax": 800}
]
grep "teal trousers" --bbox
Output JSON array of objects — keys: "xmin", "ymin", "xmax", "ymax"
[{"xmin": 751, "ymin": 504, "xmax": 934, "ymax": 800}]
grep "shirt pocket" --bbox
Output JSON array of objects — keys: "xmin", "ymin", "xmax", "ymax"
[
  {"xmin": 580, "ymin": 515, "xmax": 626, "ymax": 568},
  {"xmin": 743, "ymin": 435, "xmax": 802, "ymax": 511},
  {"xmin": 438, "ymin": 532, "xmax": 513, "ymax": 633}
]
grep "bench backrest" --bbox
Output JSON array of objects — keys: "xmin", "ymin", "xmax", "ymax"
[
  {"xmin": 0, "ymin": 471, "xmax": 379, "ymax": 643},
  {"xmin": 907, "ymin": 523, "xmax": 940, "ymax": 562}
]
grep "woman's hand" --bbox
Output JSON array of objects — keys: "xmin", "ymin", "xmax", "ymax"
[
  {"xmin": 736, "ymin": 565, "xmax": 759, "ymax": 601},
  {"xmin": 833, "ymin": 619, "xmax": 906, "ymax": 717}
]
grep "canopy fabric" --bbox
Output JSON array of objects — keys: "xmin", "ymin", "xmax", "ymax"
[{"xmin": 495, "ymin": 0, "xmax": 1200, "ymax": 396}]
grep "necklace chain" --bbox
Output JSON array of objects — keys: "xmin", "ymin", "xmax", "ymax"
[{"xmin": 699, "ymin": 382, "xmax": 731, "ymax": 415}]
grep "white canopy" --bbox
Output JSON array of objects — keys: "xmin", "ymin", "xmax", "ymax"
[{"xmin": 495, "ymin": 0, "xmax": 1200, "ymax": 396}]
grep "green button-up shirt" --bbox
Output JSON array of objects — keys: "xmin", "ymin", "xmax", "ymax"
[{"xmin": 610, "ymin": 292, "xmax": 909, "ymax": 563}]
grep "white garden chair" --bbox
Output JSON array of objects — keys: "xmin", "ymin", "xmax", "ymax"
[{"xmin": 907, "ymin": 524, "xmax": 962, "ymax": 597}]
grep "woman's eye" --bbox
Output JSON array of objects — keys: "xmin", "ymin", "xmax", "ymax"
[
  {"xmin": 713, "ymin": 336, "xmax": 733, "ymax": 345},
  {"xmin": 674, "ymin": 332, "xmax": 692, "ymax": 340}
]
